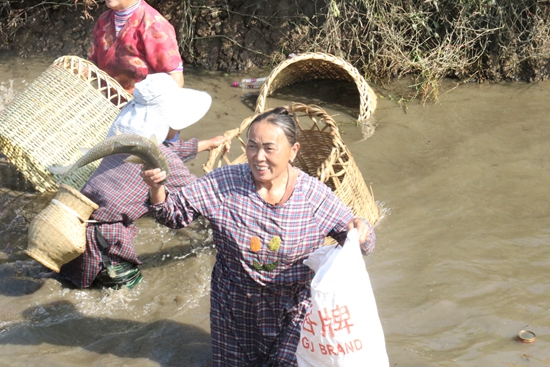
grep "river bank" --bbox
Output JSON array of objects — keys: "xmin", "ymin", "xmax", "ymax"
[{"xmin": 2, "ymin": 1, "xmax": 550, "ymax": 103}]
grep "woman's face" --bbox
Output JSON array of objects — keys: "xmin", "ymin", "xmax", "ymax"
[
  {"xmin": 246, "ymin": 120, "xmax": 299, "ymax": 185},
  {"xmin": 105, "ymin": 0, "xmax": 138, "ymax": 11}
]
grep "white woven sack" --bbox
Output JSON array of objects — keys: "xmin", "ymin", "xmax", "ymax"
[{"xmin": 296, "ymin": 229, "xmax": 389, "ymax": 366}]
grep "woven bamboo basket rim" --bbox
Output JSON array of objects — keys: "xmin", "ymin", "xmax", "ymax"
[
  {"xmin": 56, "ymin": 183, "xmax": 100, "ymax": 217},
  {"xmin": 203, "ymin": 103, "xmax": 379, "ymax": 227},
  {"xmin": 255, "ymin": 52, "xmax": 377, "ymax": 123},
  {"xmin": 0, "ymin": 55, "xmax": 133, "ymax": 193}
]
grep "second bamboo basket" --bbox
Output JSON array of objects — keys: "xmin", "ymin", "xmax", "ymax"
[{"xmin": 255, "ymin": 52, "xmax": 377, "ymax": 132}]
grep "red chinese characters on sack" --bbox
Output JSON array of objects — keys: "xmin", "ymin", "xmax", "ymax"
[
  {"xmin": 296, "ymin": 231, "xmax": 389, "ymax": 365},
  {"xmin": 302, "ymin": 309, "xmax": 318, "ymax": 335},
  {"xmin": 318, "ymin": 305, "xmax": 355, "ymax": 337},
  {"xmin": 300, "ymin": 305, "xmax": 364, "ymax": 356},
  {"xmin": 302, "ymin": 305, "xmax": 355, "ymax": 337}
]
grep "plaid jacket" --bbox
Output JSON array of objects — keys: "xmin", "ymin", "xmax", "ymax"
[{"xmin": 59, "ymin": 139, "xmax": 198, "ymax": 287}]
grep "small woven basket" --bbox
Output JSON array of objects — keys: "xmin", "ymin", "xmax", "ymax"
[
  {"xmin": 203, "ymin": 103, "xmax": 379, "ymax": 233},
  {"xmin": 0, "ymin": 55, "xmax": 133, "ymax": 193},
  {"xmin": 255, "ymin": 52, "xmax": 377, "ymax": 132},
  {"xmin": 25, "ymin": 184, "xmax": 99, "ymax": 272}
]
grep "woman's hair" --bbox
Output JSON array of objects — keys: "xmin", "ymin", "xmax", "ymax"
[{"xmin": 247, "ymin": 106, "xmax": 298, "ymax": 145}]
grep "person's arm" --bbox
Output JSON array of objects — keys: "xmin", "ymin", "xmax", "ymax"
[
  {"xmin": 166, "ymin": 138, "xmax": 198, "ymax": 162},
  {"xmin": 143, "ymin": 16, "xmax": 184, "ymax": 83},
  {"xmin": 142, "ymin": 168, "xmax": 167, "ymax": 204},
  {"xmin": 170, "ymin": 71, "xmax": 184, "ymax": 87},
  {"xmin": 311, "ymin": 177, "xmax": 376, "ymax": 255},
  {"xmin": 142, "ymin": 167, "xmax": 198, "ymax": 229},
  {"xmin": 197, "ymin": 135, "xmax": 229, "ymax": 153},
  {"xmin": 168, "ymin": 136, "xmax": 227, "ymax": 157},
  {"xmin": 87, "ymin": 10, "xmax": 111, "ymax": 66},
  {"xmin": 87, "ymin": 22, "xmax": 100, "ymax": 65},
  {"xmin": 142, "ymin": 166, "xmax": 219, "ymax": 230}
]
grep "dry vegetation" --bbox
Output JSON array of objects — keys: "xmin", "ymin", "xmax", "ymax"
[
  {"xmin": 175, "ymin": 0, "xmax": 550, "ymax": 102},
  {"xmin": 0, "ymin": 0, "xmax": 96, "ymax": 42},
  {"xmin": 308, "ymin": 0, "xmax": 550, "ymax": 102}
]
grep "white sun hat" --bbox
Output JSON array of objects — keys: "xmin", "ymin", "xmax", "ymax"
[{"xmin": 106, "ymin": 73, "xmax": 212, "ymax": 142}]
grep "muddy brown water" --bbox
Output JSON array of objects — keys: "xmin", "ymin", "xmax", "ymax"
[{"xmin": 1, "ymin": 52, "xmax": 549, "ymax": 366}]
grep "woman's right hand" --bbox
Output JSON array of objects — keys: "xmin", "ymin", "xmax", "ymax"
[
  {"xmin": 141, "ymin": 168, "xmax": 166, "ymax": 188},
  {"xmin": 141, "ymin": 168, "xmax": 167, "ymax": 204}
]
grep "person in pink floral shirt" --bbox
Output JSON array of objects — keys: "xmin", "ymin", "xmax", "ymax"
[{"xmin": 88, "ymin": 0, "xmax": 184, "ymax": 93}]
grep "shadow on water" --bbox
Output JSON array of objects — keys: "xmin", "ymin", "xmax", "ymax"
[
  {"xmin": 0, "ymin": 163, "xmax": 58, "ymax": 296},
  {"xmin": 240, "ymin": 91, "xmax": 259, "ymax": 113},
  {"xmin": 0, "ymin": 300, "xmax": 213, "ymax": 367},
  {"xmin": 0, "ymin": 262, "xmax": 48, "ymax": 296},
  {"xmin": 0, "ymin": 187, "xmax": 54, "ymax": 263},
  {"xmin": 269, "ymin": 80, "xmax": 361, "ymax": 119}
]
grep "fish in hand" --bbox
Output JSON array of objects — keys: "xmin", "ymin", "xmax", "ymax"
[{"xmin": 49, "ymin": 134, "xmax": 171, "ymax": 184}]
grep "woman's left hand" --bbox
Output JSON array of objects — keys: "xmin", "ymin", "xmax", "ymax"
[{"xmin": 347, "ymin": 218, "xmax": 371, "ymax": 244}]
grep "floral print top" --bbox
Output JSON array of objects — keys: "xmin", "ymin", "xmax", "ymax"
[{"xmin": 88, "ymin": 0, "xmax": 183, "ymax": 93}]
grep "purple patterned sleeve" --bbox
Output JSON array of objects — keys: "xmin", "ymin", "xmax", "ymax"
[
  {"xmin": 149, "ymin": 165, "xmax": 237, "ymax": 231},
  {"xmin": 149, "ymin": 189, "xmax": 201, "ymax": 229},
  {"xmin": 307, "ymin": 177, "xmax": 376, "ymax": 255},
  {"xmin": 164, "ymin": 138, "xmax": 198, "ymax": 162}
]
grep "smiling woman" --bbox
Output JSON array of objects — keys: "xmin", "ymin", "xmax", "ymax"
[
  {"xmin": 140, "ymin": 105, "xmax": 377, "ymax": 367},
  {"xmin": 246, "ymin": 108, "xmax": 300, "ymax": 205}
]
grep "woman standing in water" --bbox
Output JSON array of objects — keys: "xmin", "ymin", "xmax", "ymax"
[
  {"xmin": 141, "ymin": 107, "xmax": 376, "ymax": 366},
  {"xmin": 88, "ymin": 0, "xmax": 184, "ymax": 93}
]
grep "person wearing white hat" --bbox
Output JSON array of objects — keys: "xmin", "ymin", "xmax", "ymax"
[
  {"xmin": 59, "ymin": 73, "xmax": 227, "ymax": 289},
  {"xmin": 106, "ymin": 72, "xmax": 212, "ymax": 142}
]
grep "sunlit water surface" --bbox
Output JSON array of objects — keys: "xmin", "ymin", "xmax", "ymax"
[{"xmin": 1, "ymin": 52, "xmax": 549, "ymax": 366}]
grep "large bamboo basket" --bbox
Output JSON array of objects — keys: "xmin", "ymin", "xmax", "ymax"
[
  {"xmin": 25, "ymin": 184, "xmax": 99, "ymax": 272},
  {"xmin": 255, "ymin": 52, "xmax": 377, "ymax": 135},
  {"xmin": 203, "ymin": 103, "xmax": 379, "ymax": 234},
  {"xmin": 0, "ymin": 55, "xmax": 133, "ymax": 193}
]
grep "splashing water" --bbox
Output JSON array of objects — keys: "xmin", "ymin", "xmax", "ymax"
[{"xmin": 0, "ymin": 80, "xmax": 16, "ymax": 111}]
